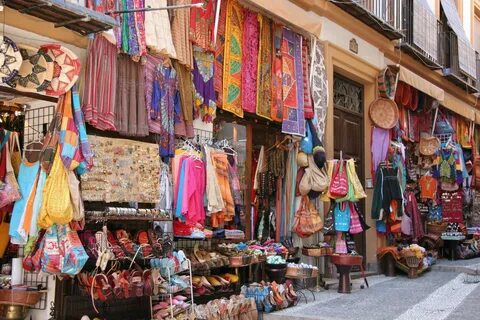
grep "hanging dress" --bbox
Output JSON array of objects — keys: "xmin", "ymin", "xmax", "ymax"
[
  {"xmin": 9, "ymin": 159, "xmax": 40, "ymax": 245},
  {"xmin": 192, "ymin": 47, "xmax": 216, "ymax": 123}
]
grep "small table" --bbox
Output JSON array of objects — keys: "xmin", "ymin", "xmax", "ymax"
[
  {"xmin": 302, "ymin": 248, "xmax": 331, "ymax": 292},
  {"xmin": 330, "ymin": 255, "xmax": 363, "ymax": 294},
  {"xmin": 441, "ymin": 235, "xmax": 465, "ymax": 261}
]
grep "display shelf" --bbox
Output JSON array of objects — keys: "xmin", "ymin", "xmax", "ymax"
[{"xmin": 86, "ymin": 215, "xmax": 172, "ymax": 222}]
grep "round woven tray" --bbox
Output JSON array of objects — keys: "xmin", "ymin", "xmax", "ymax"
[
  {"xmin": 0, "ymin": 290, "xmax": 42, "ymax": 307},
  {"xmin": 369, "ymin": 98, "xmax": 399, "ymax": 129}
]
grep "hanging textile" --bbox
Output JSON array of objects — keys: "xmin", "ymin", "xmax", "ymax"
[
  {"xmin": 144, "ymin": 0, "xmax": 177, "ymax": 58},
  {"xmin": 241, "ymin": 8, "xmax": 259, "ymax": 114},
  {"xmin": 153, "ymin": 62, "xmax": 177, "ymax": 157},
  {"xmin": 192, "ymin": 47, "xmax": 216, "ymax": 123},
  {"xmin": 271, "ymin": 23, "xmax": 283, "ymax": 122},
  {"xmin": 281, "ymin": 29, "xmax": 305, "ymax": 136},
  {"xmin": 133, "ymin": 0, "xmax": 147, "ymax": 57},
  {"xmin": 214, "ymin": 0, "xmax": 227, "ymax": 108},
  {"xmin": 256, "ymin": 15, "xmax": 273, "ymax": 120},
  {"xmin": 190, "ymin": 0, "xmax": 216, "ymax": 51},
  {"xmin": 222, "ymin": 0, "xmax": 244, "ymax": 117},
  {"xmin": 310, "ymin": 39, "xmax": 328, "ymax": 141},
  {"xmin": 301, "ymin": 38, "xmax": 314, "ymax": 119},
  {"xmin": 174, "ymin": 60, "xmax": 194, "ymax": 128},
  {"xmin": 172, "ymin": 0, "xmax": 194, "ymax": 68},
  {"xmin": 371, "ymin": 127, "xmax": 391, "ymax": 178},
  {"xmin": 82, "ymin": 35, "xmax": 117, "ymax": 131},
  {"xmin": 115, "ymin": 54, "xmax": 149, "ymax": 137}
]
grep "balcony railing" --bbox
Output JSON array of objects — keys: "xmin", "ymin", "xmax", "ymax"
[
  {"xmin": 400, "ymin": 0, "xmax": 442, "ymax": 69},
  {"xmin": 333, "ymin": 0, "xmax": 404, "ymax": 40},
  {"xmin": 440, "ymin": 31, "xmax": 478, "ymax": 93}
]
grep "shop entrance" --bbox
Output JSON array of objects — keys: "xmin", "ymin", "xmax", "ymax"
[{"xmin": 333, "ymin": 73, "xmax": 366, "ymax": 262}]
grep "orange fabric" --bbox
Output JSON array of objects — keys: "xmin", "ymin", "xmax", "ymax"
[
  {"xmin": 21, "ymin": 173, "xmax": 40, "ymax": 236},
  {"xmin": 212, "ymin": 153, "xmax": 235, "ymax": 223},
  {"xmin": 419, "ymin": 176, "xmax": 437, "ymax": 200}
]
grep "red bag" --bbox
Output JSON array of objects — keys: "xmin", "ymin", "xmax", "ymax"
[{"xmin": 329, "ymin": 161, "xmax": 348, "ymax": 197}]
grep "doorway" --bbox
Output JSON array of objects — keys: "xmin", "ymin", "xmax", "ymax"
[{"xmin": 333, "ymin": 73, "xmax": 366, "ymax": 261}]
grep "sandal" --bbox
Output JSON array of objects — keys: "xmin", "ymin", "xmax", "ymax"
[
  {"xmin": 116, "ymin": 229, "xmax": 135, "ymax": 256},
  {"xmin": 148, "ymin": 229, "xmax": 163, "ymax": 257},
  {"xmin": 136, "ymin": 230, "xmax": 154, "ymax": 259},
  {"xmin": 129, "ymin": 270, "xmax": 144, "ymax": 297},
  {"xmin": 107, "ymin": 231, "xmax": 126, "ymax": 259},
  {"xmin": 143, "ymin": 269, "xmax": 153, "ymax": 296}
]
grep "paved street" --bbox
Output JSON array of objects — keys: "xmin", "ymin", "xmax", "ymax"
[{"xmin": 264, "ymin": 258, "xmax": 480, "ymax": 320}]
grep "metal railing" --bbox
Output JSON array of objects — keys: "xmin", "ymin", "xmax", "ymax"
[
  {"xmin": 355, "ymin": 0, "xmax": 403, "ymax": 30},
  {"xmin": 401, "ymin": 0, "xmax": 441, "ymax": 65},
  {"xmin": 440, "ymin": 30, "xmax": 478, "ymax": 90}
]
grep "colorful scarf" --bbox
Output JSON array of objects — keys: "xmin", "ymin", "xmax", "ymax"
[
  {"xmin": 213, "ymin": 0, "xmax": 227, "ymax": 108},
  {"xmin": 193, "ymin": 47, "xmax": 216, "ymax": 123},
  {"xmin": 241, "ymin": 8, "xmax": 259, "ymax": 114},
  {"xmin": 271, "ymin": 23, "xmax": 283, "ymax": 122},
  {"xmin": 302, "ymin": 38, "xmax": 313, "ymax": 119},
  {"xmin": 222, "ymin": 0, "xmax": 244, "ymax": 118},
  {"xmin": 256, "ymin": 15, "xmax": 273, "ymax": 120},
  {"xmin": 310, "ymin": 39, "xmax": 328, "ymax": 142},
  {"xmin": 281, "ymin": 29, "xmax": 305, "ymax": 136}
]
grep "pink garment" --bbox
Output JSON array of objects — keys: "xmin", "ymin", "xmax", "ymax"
[
  {"xmin": 371, "ymin": 127, "xmax": 391, "ymax": 178},
  {"xmin": 181, "ymin": 158, "xmax": 206, "ymax": 224},
  {"xmin": 241, "ymin": 9, "xmax": 259, "ymax": 114}
]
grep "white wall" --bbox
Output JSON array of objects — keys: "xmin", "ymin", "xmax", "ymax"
[
  {"xmin": 464, "ymin": 0, "xmax": 473, "ymax": 42},
  {"xmin": 319, "ymin": 17, "xmax": 385, "ymax": 70}
]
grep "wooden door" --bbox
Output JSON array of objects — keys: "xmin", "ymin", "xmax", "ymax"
[{"xmin": 333, "ymin": 74, "xmax": 366, "ymax": 261}]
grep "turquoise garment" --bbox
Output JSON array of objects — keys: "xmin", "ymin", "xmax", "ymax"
[
  {"xmin": 9, "ymin": 160, "xmax": 40, "ymax": 244},
  {"xmin": 30, "ymin": 169, "xmax": 47, "ymax": 237},
  {"xmin": 175, "ymin": 159, "xmax": 187, "ymax": 221}
]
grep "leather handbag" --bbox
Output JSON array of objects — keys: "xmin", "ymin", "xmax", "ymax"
[
  {"xmin": 308, "ymin": 155, "xmax": 330, "ymax": 192},
  {"xmin": 293, "ymin": 197, "xmax": 323, "ymax": 238},
  {"xmin": 329, "ymin": 160, "xmax": 348, "ymax": 198}
]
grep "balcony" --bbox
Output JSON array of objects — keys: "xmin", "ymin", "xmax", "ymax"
[
  {"xmin": 333, "ymin": 0, "xmax": 404, "ymax": 40},
  {"xmin": 440, "ymin": 31, "xmax": 478, "ymax": 93},
  {"xmin": 399, "ymin": 0, "xmax": 442, "ymax": 69}
]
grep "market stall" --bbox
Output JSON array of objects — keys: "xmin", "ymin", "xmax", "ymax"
[{"xmin": 372, "ymin": 66, "xmax": 480, "ymax": 278}]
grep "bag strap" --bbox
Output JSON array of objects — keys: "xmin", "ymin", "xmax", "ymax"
[{"xmin": 5, "ymin": 143, "xmax": 14, "ymax": 174}]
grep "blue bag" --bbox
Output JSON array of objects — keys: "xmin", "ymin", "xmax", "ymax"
[{"xmin": 334, "ymin": 202, "xmax": 351, "ymax": 232}]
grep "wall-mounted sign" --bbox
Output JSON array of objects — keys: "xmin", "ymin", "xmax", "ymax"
[{"xmin": 349, "ymin": 38, "xmax": 358, "ymax": 54}]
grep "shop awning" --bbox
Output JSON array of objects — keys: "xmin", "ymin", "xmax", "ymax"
[
  {"xmin": 5, "ymin": 0, "xmax": 117, "ymax": 35},
  {"xmin": 476, "ymin": 111, "xmax": 480, "ymax": 125},
  {"xmin": 238, "ymin": 0, "xmax": 322, "ymax": 38},
  {"xmin": 396, "ymin": 66, "xmax": 445, "ymax": 102},
  {"xmin": 442, "ymin": 92, "xmax": 476, "ymax": 121}
]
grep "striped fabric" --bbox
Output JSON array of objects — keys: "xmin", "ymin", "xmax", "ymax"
[
  {"xmin": 59, "ymin": 91, "xmax": 79, "ymax": 171},
  {"xmin": 82, "ymin": 35, "xmax": 117, "ymax": 132},
  {"xmin": 72, "ymin": 86, "xmax": 93, "ymax": 175}
]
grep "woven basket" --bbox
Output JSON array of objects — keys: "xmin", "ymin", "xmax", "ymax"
[
  {"xmin": 404, "ymin": 256, "xmax": 421, "ymax": 268},
  {"xmin": 286, "ymin": 267, "xmax": 300, "ymax": 277},
  {"xmin": 427, "ymin": 223, "xmax": 447, "ymax": 235},
  {"xmin": 303, "ymin": 247, "xmax": 334, "ymax": 257},
  {"xmin": 401, "ymin": 250, "xmax": 417, "ymax": 259},
  {"xmin": 0, "ymin": 290, "xmax": 42, "ymax": 307},
  {"xmin": 369, "ymin": 98, "xmax": 399, "ymax": 129}
]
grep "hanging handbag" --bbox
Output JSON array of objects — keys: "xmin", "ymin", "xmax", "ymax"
[
  {"xmin": 67, "ymin": 171, "xmax": 84, "ymax": 222},
  {"xmin": 293, "ymin": 196, "xmax": 323, "ymax": 238},
  {"xmin": 329, "ymin": 160, "xmax": 348, "ymax": 198},
  {"xmin": 38, "ymin": 151, "xmax": 73, "ymax": 228},
  {"xmin": 334, "ymin": 202, "xmax": 351, "ymax": 232},
  {"xmin": 57, "ymin": 224, "xmax": 89, "ymax": 276},
  {"xmin": 401, "ymin": 213, "xmax": 412, "ymax": 235},
  {"xmin": 335, "ymin": 232, "xmax": 347, "ymax": 254},
  {"xmin": 348, "ymin": 202, "xmax": 363, "ymax": 234},
  {"xmin": 322, "ymin": 201, "xmax": 335, "ymax": 234},
  {"xmin": 40, "ymin": 96, "xmax": 64, "ymax": 174},
  {"xmin": 41, "ymin": 225, "xmax": 61, "ymax": 275},
  {"xmin": 9, "ymin": 132, "xmax": 21, "ymax": 177},
  {"xmin": 300, "ymin": 123, "xmax": 313, "ymax": 154},
  {"xmin": 434, "ymin": 111, "xmax": 454, "ymax": 134},
  {"xmin": 0, "ymin": 144, "xmax": 21, "ymax": 209},
  {"xmin": 23, "ymin": 230, "xmax": 46, "ymax": 272},
  {"xmin": 308, "ymin": 155, "xmax": 330, "ymax": 192}
]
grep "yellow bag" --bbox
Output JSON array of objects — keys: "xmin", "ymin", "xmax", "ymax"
[
  {"xmin": 0, "ymin": 211, "xmax": 10, "ymax": 258},
  {"xmin": 38, "ymin": 151, "xmax": 73, "ymax": 228}
]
